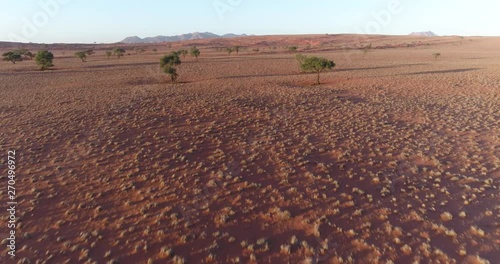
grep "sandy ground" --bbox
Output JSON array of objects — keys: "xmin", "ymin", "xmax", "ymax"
[{"xmin": 0, "ymin": 35, "xmax": 499, "ymax": 263}]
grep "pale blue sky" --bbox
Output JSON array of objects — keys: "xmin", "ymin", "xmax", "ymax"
[{"xmin": 1, "ymin": 0, "xmax": 499, "ymax": 43}]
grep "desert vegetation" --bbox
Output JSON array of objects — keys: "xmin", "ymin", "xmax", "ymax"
[
  {"xmin": 177, "ymin": 49, "xmax": 188, "ymax": 58},
  {"xmin": 113, "ymin": 48, "xmax": 126, "ymax": 58},
  {"xmin": 19, "ymin": 48, "xmax": 35, "ymax": 60},
  {"xmin": 2, "ymin": 51, "xmax": 22, "ymax": 64},
  {"xmin": 363, "ymin": 43, "xmax": 372, "ymax": 57},
  {"xmin": 160, "ymin": 51, "xmax": 181, "ymax": 82},
  {"xmin": 234, "ymin": 46, "xmax": 241, "ymax": 55},
  {"xmin": 1, "ymin": 49, "xmax": 34, "ymax": 64},
  {"xmin": 34, "ymin": 50, "xmax": 54, "ymax": 70},
  {"xmin": 190, "ymin": 46, "xmax": 200, "ymax": 60},
  {"xmin": 297, "ymin": 55, "xmax": 336, "ymax": 84},
  {"xmin": 75, "ymin": 51, "xmax": 87, "ymax": 62}
]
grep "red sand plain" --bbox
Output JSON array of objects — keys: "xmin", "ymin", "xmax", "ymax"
[{"xmin": 0, "ymin": 34, "xmax": 499, "ymax": 263}]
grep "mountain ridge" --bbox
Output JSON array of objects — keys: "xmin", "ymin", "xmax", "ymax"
[
  {"xmin": 120, "ymin": 32, "xmax": 248, "ymax": 43},
  {"xmin": 409, "ymin": 31, "xmax": 438, "ymax": 37}
]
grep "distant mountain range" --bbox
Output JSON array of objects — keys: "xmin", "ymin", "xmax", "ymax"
[
  {"xmin": 120, "ymin": 32, "xmax": 248, "ymax": 43},
  {"xmin": 120, "ymin": 31, "xmax": 440, "ymax": 43},
  {"xmin": 409, "ymin": 31, "xmax": 438, "ymax": 37}
]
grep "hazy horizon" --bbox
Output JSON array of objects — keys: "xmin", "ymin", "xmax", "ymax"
[{"xmin": 2, "ymin": 0, "xmax": 500, "ymax": 44}]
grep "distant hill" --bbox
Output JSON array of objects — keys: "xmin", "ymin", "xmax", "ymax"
[
  {"xmin": 409, "ymin": 31, "xmax": 438, "ymax": 37},
  {"xmin": 120, "ymin": 32, "xmax": 248, "ymax": 44}
]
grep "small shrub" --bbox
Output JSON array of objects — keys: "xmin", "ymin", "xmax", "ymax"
[
  {"xmin": 35, "ymin": 50, "xmax": 54, "ymax": 70},
  {"xmin": 363, "ymin": 43, "xmax": 372, "ymax": 57},
  {"xmin": 135, "ymin": 48, "xmax": 146, "ymax": 54}
]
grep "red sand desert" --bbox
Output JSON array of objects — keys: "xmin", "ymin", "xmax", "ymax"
[{"xmin": 0, "ymin": 34, "xmax": 499, "ymax": 263}]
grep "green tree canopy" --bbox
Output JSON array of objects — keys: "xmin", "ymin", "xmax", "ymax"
[
  {"xmin": 14, "ymin": 49, "xmax": 34, "ymax": 60},
  {"xmin": 75, "ymin": 51, "xmax": 87, "ymax": 62},
  {"xmin": 298, "ymin": 55, "xmax": 335, "ymax": 84},
  {"xmin": 23, "ymin": 51, "xmax": 34, "ymax": 60},
  {"xmin": 160, "ymin": 52, "xmax": 181, "ymax": 82},
  {"xmin": 113, "ymin": 48, "xmax": 126, "ymax": 58},
  {"xmin": 35, "ymin": 50, "xmax": 54, "ymax": 70},
  {"xmin": 2, "ymin": 52, "xmax": 22, "ymax": 64},
  {"xmin": 160, "ymin": 52, "xmax": 181, "ymax": 68},
  {"xmin": 190, "ymin": 46, "xmax": 200, "ymax": 60}
]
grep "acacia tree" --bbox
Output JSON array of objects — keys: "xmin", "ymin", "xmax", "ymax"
[
  {"xmin": 178, "ymin": 49, "xmax": 188, "ymax": 58},
  {"xmin": 75, "ymin": 51, "xmax": 87, "ymax": 62},
  {"xmin": 298, "ymin": 55, "xmax": 335, "ymax": 84},
  {"xmin": 113, "ymin": 48, "xmax": 125, "ymax": 58},
  {"xmin": 2, "ymin": 52, "xmax": 22, "ymax": 64},
  {"xmin": 153, "ymin": 48, "xmax": 158, "ymax": 53},
  {"xmin": 226, "ymin": 47, "xmax": 233, "ymax": 55},
  {"xmin": 105, "ymin": 51, "xmax": 112, "ymax": 60},
  {"xmin": 190, "ymin": 46, "xmax": 200, "ymax": 60},
  {"xmin": 16, "ymin": 49, "xmax": 34, "ymax": 60},
  {"xmin": 23, "ymin": 51, "xmax": 34, "ymax": 60},
  {"xmin": 363, "ymin": 43, "xmax": 372, "ymax": 58},
  {"xmin": 35, "ymin": 50, "xmax": 54, "ymax": 70},
  {"xmin": 288, "ymin": 46, "xmax": 298, "ymax": 52},
  {"xmin": 160, "ymin": 51, "xmax": 181, "ymax": 82}
]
